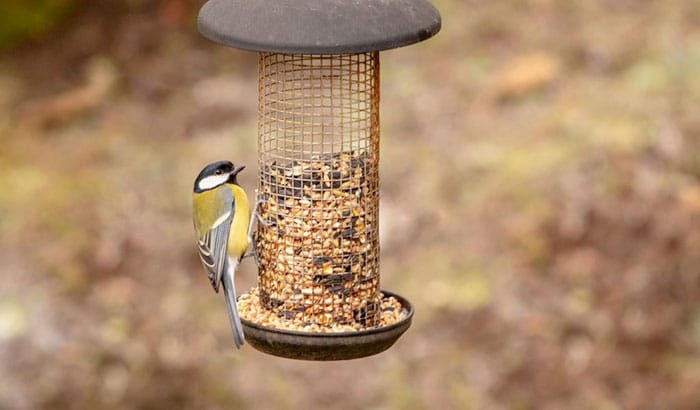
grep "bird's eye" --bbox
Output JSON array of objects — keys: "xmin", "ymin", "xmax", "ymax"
[{"xmin": 215, "ymin": 170, "xmax": 223, "ymax": 175}]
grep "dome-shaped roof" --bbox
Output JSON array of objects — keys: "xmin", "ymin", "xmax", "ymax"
[{"xmin": 198, "ymin": 0, "xmax": 441, "ymax": 54}]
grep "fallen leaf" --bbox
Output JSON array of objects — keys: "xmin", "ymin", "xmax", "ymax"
[
  {"xmin": 486, "ymin": 51, "xmax": 562, "ymax": 101},
  {"xmin": 679, "ymin": 185, "xmax": 700, "ymax": 212}
]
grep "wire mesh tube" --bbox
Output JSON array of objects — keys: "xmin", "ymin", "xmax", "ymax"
[{"xmin": 255, "ymin": 52, "xmax": 381, "ymax": 329}]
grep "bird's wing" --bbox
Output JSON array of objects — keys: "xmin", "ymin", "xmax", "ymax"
[{"xmin": 194, "ymin": 186, "xmax": 234, "ymax": 292}]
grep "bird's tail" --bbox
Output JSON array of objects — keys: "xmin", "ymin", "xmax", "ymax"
[{"xmin": 222, "ymin": 260, "xmax": 245, "ymax": 348}]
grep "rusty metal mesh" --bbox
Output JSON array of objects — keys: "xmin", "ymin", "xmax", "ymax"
[{"xmin": 255, "ymin": 52, "xmax": 381, "ymax": 328}]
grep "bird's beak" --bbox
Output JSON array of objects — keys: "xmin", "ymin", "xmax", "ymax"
[{"xmin": 232, "ymin": 165, "xmax": 246, "ymax": 175}]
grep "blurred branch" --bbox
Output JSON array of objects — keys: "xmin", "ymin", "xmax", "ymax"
[{"xmin": 18, "ymin": 57, "xmax": 117, "ymax": 133}]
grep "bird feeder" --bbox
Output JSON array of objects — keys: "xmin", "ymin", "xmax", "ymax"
[{"xmin": 198, "ymin": 0, "xmax": 440, "ymax": 360}]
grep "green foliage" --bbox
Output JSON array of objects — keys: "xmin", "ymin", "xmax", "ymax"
[{"xmin": 0, "ymin": 0, "xmax": 79, "ymax": 49}]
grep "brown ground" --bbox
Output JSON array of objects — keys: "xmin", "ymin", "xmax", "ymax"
[{"xmin": 1, "ymin": 1, "xmax": 700, "ymax": 409}]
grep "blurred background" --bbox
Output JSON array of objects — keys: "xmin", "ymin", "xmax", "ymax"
[{"xmin": 1, "ymin": 0, "xmax": 700, "ymax": 409}]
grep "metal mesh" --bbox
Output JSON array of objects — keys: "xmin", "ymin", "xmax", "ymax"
[{"xmin": 256, "ymin": 52, "xmax": 381, "ymax": 328}]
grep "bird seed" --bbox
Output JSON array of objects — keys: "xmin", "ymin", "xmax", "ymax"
[{"xmin": 252, "ymin": 150, "xmax": 382, "ymax": 329}]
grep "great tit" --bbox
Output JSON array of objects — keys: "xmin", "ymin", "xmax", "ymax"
[{"xmin": 193, "ymin": 161, "xmax": 250, "ymax": 348}]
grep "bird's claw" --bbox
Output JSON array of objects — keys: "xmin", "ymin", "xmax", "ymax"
[
  {"xmin": 243, "ymin": 231, "xmax": 262, "ymax": 268},
  {"xmin": 246, "ymin": 191, "xmax": 266, "ymax": 269}
]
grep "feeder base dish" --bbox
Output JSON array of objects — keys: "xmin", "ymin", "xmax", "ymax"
[{"xmin": 240, "ymin": 290, "xmax": 413, "ymax": 360}]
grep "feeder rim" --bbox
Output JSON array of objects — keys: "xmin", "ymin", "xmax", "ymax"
[
  {"xmin": 239, "ymin": 289, "xmax": 414, "ymax": 338},
  {"xmin": 198, "ymin": 0, "xmax": 441, "ymax": 54}
]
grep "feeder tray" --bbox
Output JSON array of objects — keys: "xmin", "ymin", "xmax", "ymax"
[
  {"xmin": 197, "ymin": 0, "xmax": 440, "ymax": 360},
  {"xmin": 241, "ymin": 290, "xmax": 413, "ymax": 361}
]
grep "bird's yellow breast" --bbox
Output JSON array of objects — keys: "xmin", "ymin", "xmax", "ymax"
[{"xmin": 226, "ymin": 182, "xmax": 250, "ymax": 259}]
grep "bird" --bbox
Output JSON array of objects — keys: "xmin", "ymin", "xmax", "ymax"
[{"xmin": 192, "ymin": 160, "xmax": 250, "ymax": 348}]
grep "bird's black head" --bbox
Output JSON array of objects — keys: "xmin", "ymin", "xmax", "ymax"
[{"xmin": 194, "ymin": 160, "xmax": 245, "ymax": 193}]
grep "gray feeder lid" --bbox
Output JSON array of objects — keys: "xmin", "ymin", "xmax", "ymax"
[{"xmin": 198, "ymin": 0, "xmax": 441, "ymax": 54}]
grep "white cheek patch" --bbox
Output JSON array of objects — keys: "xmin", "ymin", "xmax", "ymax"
[{"xmin": 198, "ymin": 174, "xmax": 229, "ymax": 190}]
